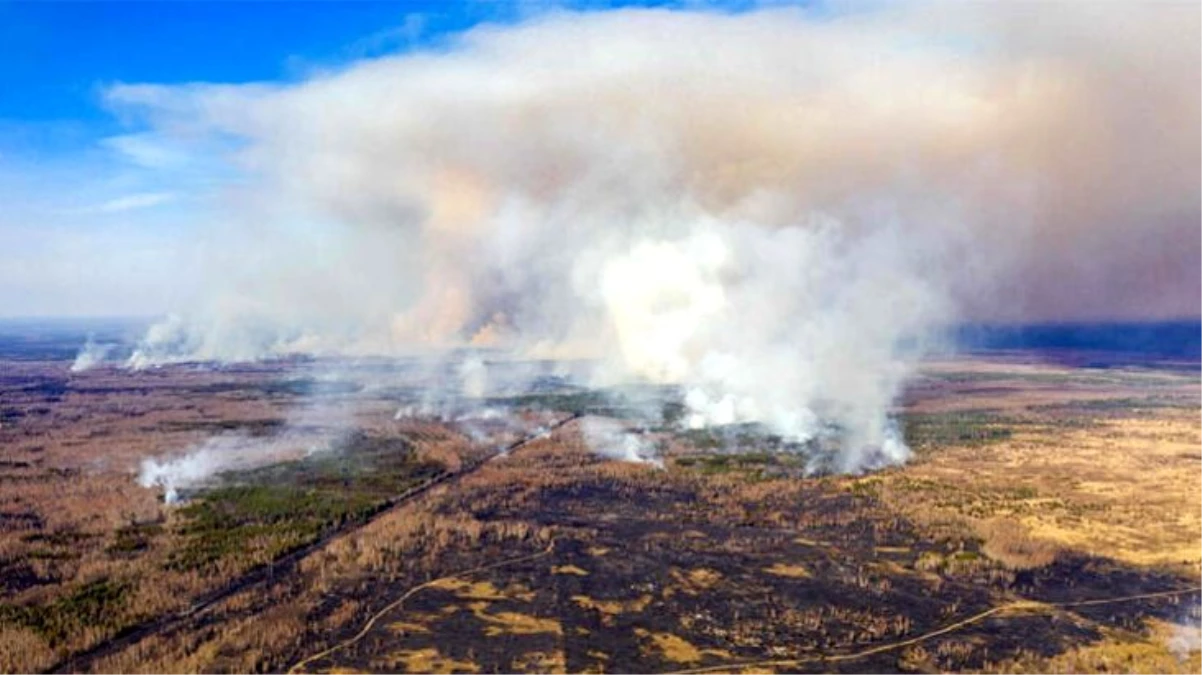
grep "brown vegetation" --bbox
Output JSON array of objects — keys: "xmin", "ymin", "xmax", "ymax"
[{"xmin": 1, "ymin": 351, "xmax": 1198, "ymax": 673}]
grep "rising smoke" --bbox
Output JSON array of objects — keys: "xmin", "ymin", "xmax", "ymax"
[
  {"xmin": 70, "ymin": 336, "xmax": 114, "ymax": 372},
  {"xmin": 1166, "ymin": 595, "xmax": 1202, "ymax": 663},
  {"xmin": 138, "ymin": 434, "xmax": 265, "ymax": 504},
  {"xmin": 580, "ymin": 417, "xmax": 662, "ymax": 468},
  {"xmin": 135, "ymin": 363, "xmax": 371, "ymax": 500},
  {"xmin": 105, "ymin": 3, "xmax": 1199, "ymax": 472}
]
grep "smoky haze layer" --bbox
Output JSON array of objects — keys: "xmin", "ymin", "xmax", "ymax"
[{"xmin": 103, "ymin": 4, "xmax": 1199, "ymax": 471}]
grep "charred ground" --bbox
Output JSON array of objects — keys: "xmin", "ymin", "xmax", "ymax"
[{"xmin": 0, "ymin": 323, "xmax": 1198, "ymax": 673}]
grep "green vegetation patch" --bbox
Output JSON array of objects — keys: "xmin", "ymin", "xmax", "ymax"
[
  {"xmin": 683, "ymin": 424, "xmax": 780, "ymax": 446},
  {"xmin": 674, "ymin": 450, "xmax": 805, "ymax": 479},
  {"xmin": 489, "ymin": 385, "xmax": 689, "ymax": 426},
  {"xmin": 107, "ymin": 522, "xmax": 164, "ymax": 556},
  {"xmin": 0, "ymin": 578, "xmax": 132, "ymax": 646},
  {"xmin": 167, "ymin": 484, "xmax": 377, "ymax": 571},
  {"xmin": 489, "ymin": 389, "xmax": 628, "ymax": 417},
  {"xmin": 1031, "ymin": 396, "xmax": 1197, "ymax": 416},
  {"xmin": 902, "ymin": 410, "xmax": 1018, "ymax": 452},
  {"xmin": 191, "ymin": 377, "xmax": 364, "ymax": 398},
  {"xmin": 167, "ymin": 433, "xmax": 444, "ymax": 574},
  {"xmin": 157, "ymin": 418, "xmax": 285, "ymax": 436},
  {"xmin": 21, "ymin": 530, "xmax": 94, "ymax": 548},
  {"xmin": 18, "ymin": 530, "xmax": 93, "ymax": 563}
]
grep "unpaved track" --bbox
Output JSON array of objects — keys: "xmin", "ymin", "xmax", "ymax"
[
  {"xmin": 288, "ymin": 540, "xmax": 559, "ymax": 673},
  {"xmin": 47, "ymin": 413, "xmax": 581, "ymax": 674},
  {"xmin": 662, "ymin": 585, "xmax": 1202, "ymax": 675}
]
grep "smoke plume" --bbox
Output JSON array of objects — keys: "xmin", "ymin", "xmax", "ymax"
[
  {"xmin": 137, "ymin": 434, "xmax": 258, "ymax": 504},
  {"xmin": 107, "ymin": 4, "xmax": 1199, "ymax": 470},
  {"xmin": 1167, "ymin": 595, "xmax": 1202, "ymax": 663},
  {"xmin": 70, "ymin": 336, "xmax": 114, "ymax": 372},
  {"xmin": 580, "ymin": 417, "xmax": 662, "ymax": 467}
]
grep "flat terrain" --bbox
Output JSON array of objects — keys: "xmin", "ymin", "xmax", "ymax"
[{"xmin": 0, "ymin": 334, "xmax": 1198, "ymax": 673}]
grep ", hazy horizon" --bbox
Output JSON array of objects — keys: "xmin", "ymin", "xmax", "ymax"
[
  {"xmin": 3, "ymin": 1, "xmax": 1198, "ymax": 468},
  {"xmin": 2, "ymin": 316, "xmax": 1198, "ymax": 364}
]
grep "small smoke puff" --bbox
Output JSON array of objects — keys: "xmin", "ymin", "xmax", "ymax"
[
  {"xmin": 831, "ymin": 418, "xmax": 911, "ymax": 475},
  {"xmin": 71, "ymin": 338, "xmax": 114, "ymax": 372},
  {"xmin": 137, "ymin": 439, "xmax": 234, "ymax": 504},
  {"xmin": 458, "ymin": 356, "xmax": 488, "ymax": 398},
  {"xmin": 1169, "ymin": 622, "xmax": 1201, "ymax": 662},
  {"xmin": 581, "ymin": 417, "xmax": 662, "ymax": 467}
]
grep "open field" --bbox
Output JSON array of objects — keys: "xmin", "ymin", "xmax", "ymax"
[{"xmin": 0, "ymin": 328, "xmax": 1198, "ymax": 673}]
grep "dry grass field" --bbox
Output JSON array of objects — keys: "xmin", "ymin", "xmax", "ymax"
[
  {"xmin": 897, "ymin": 357, "xmax": 1200, "ymax": 570},
  {"xmin": 0, "ymin": 339, "xmax": 1198, "ymax": 673}
]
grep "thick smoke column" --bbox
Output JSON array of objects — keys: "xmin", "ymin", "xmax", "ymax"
[
  {"xmin": 594, "ymin": 217, "xmax": 940, "ymax": 469},
  {"xmin": 110, "ymin": 4, "xmax": 1199, "ymax": 471}
]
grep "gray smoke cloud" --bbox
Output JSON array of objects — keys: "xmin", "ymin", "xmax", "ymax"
[{"xmin": 103, "ymin": 3, "xmax": 1199, "ymax": 471}]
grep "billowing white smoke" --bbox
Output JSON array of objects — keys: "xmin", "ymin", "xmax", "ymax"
[
  {"xmin": 108, "ymin": 5, "xmax": 1198, "ymax": 471},
  {"xmin": 597, "ymin": 217, "xmax": 940, "ymax": 469}
]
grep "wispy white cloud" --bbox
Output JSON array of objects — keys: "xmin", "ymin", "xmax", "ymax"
[
  {"xmin": 76, "ymin": 191, "xmax": 177, "ymax": 214},
  {"xmin": 0, "ymin": 133, "xmax": 208, "ymax": 317},
  {"xmin": 102, "ymin": 133, "xmax": 188, "ymax": 169},
  {"xmin": 346, "ymin": 13, "xmax": 428, "ymax": 58}
]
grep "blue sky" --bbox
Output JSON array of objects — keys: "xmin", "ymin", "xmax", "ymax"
[
  {"xmin": 0, "ymin": 1, "xmax": 508, "ymax": 316},
  {"xmin": 0, "ymin": 2, "xmax": 792, "ymax": 113},
  {"xmin": 1, "ymin": 2, "xmax": 546, "ymax": 153},
  {"xmin": 2, "ymin": 1, "xmax": 783, "ymax": 157},
  {"xmin": 1, "ymin": 0, "xmax": 787, "ymax": 317}
]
